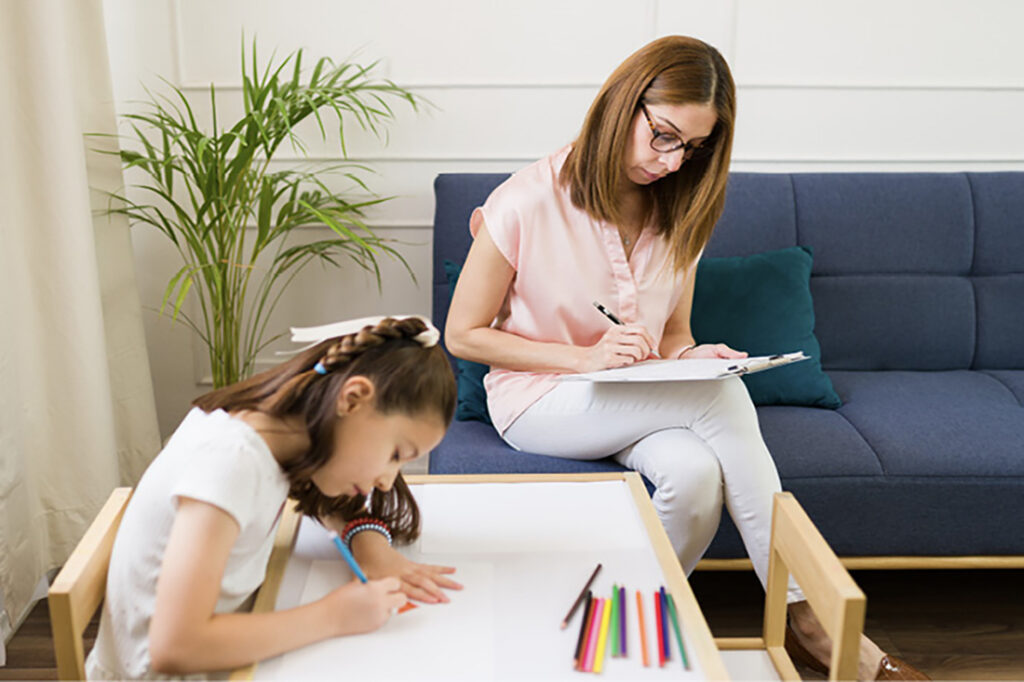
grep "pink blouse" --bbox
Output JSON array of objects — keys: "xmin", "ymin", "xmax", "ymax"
[{"xmin": 471, "ymin": 145, "xmax": 696, "ymax": 434}]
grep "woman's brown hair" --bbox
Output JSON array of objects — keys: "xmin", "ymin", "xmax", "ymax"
[
  {"xmin": 560, "ymin": 35, "xmax": 736, "ymax": 272},
  {"xmin": 192, "ymin": 317, "xmax": 456, "ymax": 543}
]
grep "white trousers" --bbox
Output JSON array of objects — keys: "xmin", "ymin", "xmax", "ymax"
[{"xmin": 503, "ymin": 376, "xmax": 804, "ymax": 603}]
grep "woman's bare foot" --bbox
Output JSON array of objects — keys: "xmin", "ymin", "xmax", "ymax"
[{"xmin": 788, "ymin": 601, "xmax": 885, "ymax": 680}]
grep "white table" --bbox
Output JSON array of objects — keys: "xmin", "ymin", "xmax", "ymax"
[{"xmin": 232, "ymin": 473, "xmax": 729, "ymax": 680}]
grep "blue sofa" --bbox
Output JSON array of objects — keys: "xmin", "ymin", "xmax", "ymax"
[{"xmin": 429, "ymin": 171, "xmax": 1024, "ymax": 561}]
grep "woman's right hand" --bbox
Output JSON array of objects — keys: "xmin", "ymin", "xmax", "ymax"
[
  {"xmin": 323, "ymin": 577, "xmax": 407, "ymax": 636},
  {"xmin": 580, "ymin": 324, "xmax": 658, "ymax": 372}
]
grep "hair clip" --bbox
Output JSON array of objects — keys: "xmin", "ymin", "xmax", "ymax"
[
  {"xmin": 413, "ymin": 326, "xmax": 440, "ymax": 348},
  {"xmin": 313, "ymin": 361, "xmax": 328, "ymax": 375}
]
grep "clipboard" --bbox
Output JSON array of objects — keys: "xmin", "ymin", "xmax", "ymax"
[{"xmin": 559, "ymin": 351, "xmax": 810, "ymax": 383}]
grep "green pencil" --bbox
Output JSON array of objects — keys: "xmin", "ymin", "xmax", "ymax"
[
  {"xmin": 666, "ymin": 593, "xmax": 690, "ymax": 670},
  {"xmin": 609, "ymin": 584, "xmax": 620, "ymax": 657}
]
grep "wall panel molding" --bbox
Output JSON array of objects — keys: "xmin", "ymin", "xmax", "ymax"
[{"xmin": 177, "ymin": 82, "xmax": 1024, "ymax": 93}]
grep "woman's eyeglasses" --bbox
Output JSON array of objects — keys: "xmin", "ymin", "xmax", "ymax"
[{"xmin": 640, "ymin": 103, "xmax": 714, "ymax": 160}]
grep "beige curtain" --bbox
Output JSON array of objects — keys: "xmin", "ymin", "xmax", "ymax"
[{"xmin": 0, "ymin": 0, "xmax": 161, "ymax": 657}]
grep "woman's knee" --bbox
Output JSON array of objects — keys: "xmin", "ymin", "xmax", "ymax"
[{"xmin": 649, "ymin": 444, "xmax": 723, "ymax": 512}]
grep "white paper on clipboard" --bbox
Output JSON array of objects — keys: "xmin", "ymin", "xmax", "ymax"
[{"xmin": 559, "ymin": 351, "xmax": 809, "ymax": 383}]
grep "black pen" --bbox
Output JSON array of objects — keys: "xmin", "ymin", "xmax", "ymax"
[
  {"xmin": 592, "ymin": 300, "xmax": 661, "ymax": 358},
  {"xmin": 592, "ymin": 300, "xmax": 623, "ymax": 325}
]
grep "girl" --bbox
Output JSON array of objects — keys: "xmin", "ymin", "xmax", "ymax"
[
  {"xmin": 86, "ymin": 316, "xmax": 462, "ymax": 679},
  {"xmin": 445, "ymin": 36, "xmax": 924, "ymax": 680}
]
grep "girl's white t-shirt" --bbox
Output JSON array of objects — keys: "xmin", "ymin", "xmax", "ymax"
[{"xmin": 86, "ymin": 407, "xmax": 291, "ymax": 680}]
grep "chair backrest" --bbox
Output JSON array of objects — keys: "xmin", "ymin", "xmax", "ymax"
[
  {"xmin": 48, "ymin": 487, "xmax": 132, "ymax": 680},
  {"xmin": 764, "ymin": 492, "xmax": 866, "ymax": 681}
]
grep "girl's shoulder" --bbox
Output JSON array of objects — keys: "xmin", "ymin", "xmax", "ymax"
[{"xmin": 159, "ymin": 407, "xmax": 274, "ymax": 472}]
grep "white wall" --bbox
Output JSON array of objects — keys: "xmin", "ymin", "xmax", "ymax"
[{"xmin": 103, "ymin": 0, "xmax": 1024, "ymax": 438}]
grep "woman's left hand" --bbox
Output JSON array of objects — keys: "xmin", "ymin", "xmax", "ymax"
[
  {"xmin": 680, "ymin": 343, "xmax": 748, "ymax": 359},
  {"xmin": 351, "ymin": 533, "xmax": 463, "ymax": 604}
]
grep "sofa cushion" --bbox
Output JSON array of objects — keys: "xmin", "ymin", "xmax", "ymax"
[
  {"xmin": 691, "ymin": 246, "xmax": 840, "ymax": 408},
  {"xmin": 791, "ymin": 173, "xmax": 974, "ymax": 276},
  {"xmin": 755, "ymin": 405, "xmax": 882, "ymax": 478},
  {"xmin": 442, "ymin": 259, "xmax": 492, "ymax": 424},
  {"xmin": 810, "ymin": 276, "xmax": 976, "ymax": 370},
  {"xmin": 973, "ymin": 275, "xmax": 1024, "ymax": 369},
  {"xmin": 431, "ymin": 420, "xmax": 655, "ymax": 494},
  {"xmin": 706, "ymin": 477, "xmax": 1024, "ymax": 558},
  {"xmin": 827, "ymin": 370, "xmax": 1024, "ymax": 477},
  {"xmin": 981, "ymin": 370, "xmax": 1024, "ymax": 403}
]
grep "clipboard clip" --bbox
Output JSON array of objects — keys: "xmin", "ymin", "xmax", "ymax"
[{"xmin": 721, "ymin": 353, "xmax": 803, "ymax": 378}]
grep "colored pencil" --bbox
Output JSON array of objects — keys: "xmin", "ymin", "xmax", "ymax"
[
  {"xmin": 666, "ymin": 593, "xmax": 690, "ymax": 670},
  {"xmin": 573, "ymin": 593, "xmax": 594, "ymax": 669},
  {"xmin": 560, "ymin": 562, "xmax": 602, "ymax": 628},
  {"xmin": 636, "ymin": 590, "xmax": 650, "ymax": 667},
  {"xmin": 583, "ymin": 598, "xmax": 604, "ymax": 672},
  {"xmin": 614, "ymin": 585, "xmax": 622, "ymax": 655},
  {"xmin": 654, "ymin": 590, "xmax": 665, "ymax": 667},
  {"xmin": 327, "ymin": 531, "xmax": 368, "ymax": 583},
  {"xmin": 593, "ymin": 593, "xmax": 613, "ymax": 673},
  {"xmin": 609, "ymin": 584, "xmax": 619, "ymax": 657},
  {"xmin": 659, "ymin": 586, "xmax": 671, "ymax": 661}
]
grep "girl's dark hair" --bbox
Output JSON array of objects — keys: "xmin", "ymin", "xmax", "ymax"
[
  {"xmin": 560, "ymin": 35, "xmax": 736, "ymax": 272},
  {"xmin": 192, "ymin": 317, "xmax": 456, "ymax": 544}
]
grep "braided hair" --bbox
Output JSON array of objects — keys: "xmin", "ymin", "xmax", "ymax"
[{"xmin": 192, "ymin": 317, "xmax": 456, "ymax": 543}]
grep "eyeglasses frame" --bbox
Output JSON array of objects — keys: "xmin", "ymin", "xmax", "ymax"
[{"xmin": 639, "ymin": 103, "xmax": 714, "ymax": 160}]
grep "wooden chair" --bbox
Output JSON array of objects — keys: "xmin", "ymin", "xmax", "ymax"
[
  {"xmin": 48, "ymin": 487, "xmax": 132, "ymax": 681},
  {"xmin": 717, "ymin": 492, "xmax": 867, "ymax": 681}
]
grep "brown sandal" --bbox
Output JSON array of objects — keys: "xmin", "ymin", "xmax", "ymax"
[
  {"xmin": 784, "ymin": 624, "xmax": 930, "ymax": 680},
  {"xmin": 784, "ymin": 623, "xmax": 829, "ymax": 674}
]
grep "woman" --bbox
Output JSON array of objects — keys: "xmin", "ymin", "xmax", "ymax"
[{"xmin": 446, "ymin": 36, "xmax": 925, "ymax": 680}]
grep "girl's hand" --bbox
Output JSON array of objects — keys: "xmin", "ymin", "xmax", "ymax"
[
  {"xmin": 322, "ymin": 577, "xmax": 407, "ymax": 636},
  {"xmin": 355, "ymin": 538, "xmax": 463, "ymax": 604},
  {"xmin": 680, "ymin": 343, "xmax": 748, "ymax": 359},
  {"xmin": 582, "ymin": 324, "xmax": 658, "ymax": 371}
]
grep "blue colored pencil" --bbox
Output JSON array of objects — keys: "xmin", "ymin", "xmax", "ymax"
[{"xmin": 328, "ymin": 530, "xmax": 368, "ymax": 583}]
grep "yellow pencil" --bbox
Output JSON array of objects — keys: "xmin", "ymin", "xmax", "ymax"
[{"xmin": 593, "ymin": 591, "xmax": 614, "ymax": 673}]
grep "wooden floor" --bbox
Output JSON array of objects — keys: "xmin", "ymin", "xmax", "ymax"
[
  {"xmin": 3, "ymin": 570, "xmax": 1022, "ymax": 680},
  {"xmin": 690, "ymin": 568, "xmax": 1024, "ymax": 680}
]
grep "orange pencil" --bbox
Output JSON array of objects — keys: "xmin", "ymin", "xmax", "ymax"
[
  {"xmin": 654, "ymin": 590, "xmax": 665, "ymax": 667},
  {"xmin": 636, "ymin": 589, "xmax": 650, "ymax": 667}
]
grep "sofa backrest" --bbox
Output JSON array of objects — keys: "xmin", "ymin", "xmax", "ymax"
[{"xmin": 433, "ymin": 172, "xmax": 1024, "ymax": 371}]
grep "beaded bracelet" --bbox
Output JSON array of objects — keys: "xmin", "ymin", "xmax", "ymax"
[
  {"xmin": 342, "ymin": 517, "xmax": 392, "ymax": 548},
  {"xmin": 342, "ymin": 516, "xmax": 387, "ymax": 536}
]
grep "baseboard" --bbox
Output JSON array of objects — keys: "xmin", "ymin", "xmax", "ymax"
[{"xmin": 696, "ymin": 556, "xmax": 1024, "ymax": 570}]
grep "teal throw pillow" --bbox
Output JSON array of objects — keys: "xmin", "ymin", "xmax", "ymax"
[
  {"xmin": 442, "ymin": 260, "xmax": 493, "ymax": 424},
  {"xmin": 690, "ymin": 246, "xmax": 841, "ymax": 408}
]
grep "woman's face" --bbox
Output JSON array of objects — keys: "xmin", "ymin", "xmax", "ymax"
[
  {"xmin": 312, "ymin": 377, "xmax": 446, "ymax": 498},
  {"xmin": 623, "ymin": 101, "xmax": 718, "ymax": 186}
]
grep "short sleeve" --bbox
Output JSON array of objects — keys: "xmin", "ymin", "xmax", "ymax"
[
  {"xmin": 171, "ymin": 442, "xmax": 259, "ymax": 530},
  {"xmin": 470, "ymin": 177, "xmax": 523, "ymax": 270}
]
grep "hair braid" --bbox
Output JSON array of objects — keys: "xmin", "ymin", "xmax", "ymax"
[{"xmin": 263, "ymin": 317, "xmax": 430, "ymax": 414}]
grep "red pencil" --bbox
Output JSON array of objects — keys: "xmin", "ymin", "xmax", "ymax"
[
  {"xmin": 654, "ymin": 590, "xmax": 665, "ymax": 667},
  {"xmin": 584, "ymin": 598, "xmax": 605, "ymax": 672}
]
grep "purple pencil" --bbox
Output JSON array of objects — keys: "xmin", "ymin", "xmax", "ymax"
[
  {"xmin": 619, "ymin": 584, "xmax": 627, "ymax": 656},
  {"xmin": 659, "ymin": 586, "xmax": 670, "ymax": 661}
]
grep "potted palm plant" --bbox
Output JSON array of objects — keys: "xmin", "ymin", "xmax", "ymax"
[{"xmin": 106, "ymin": 41, "xmax": 421, "ymax": 387}]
